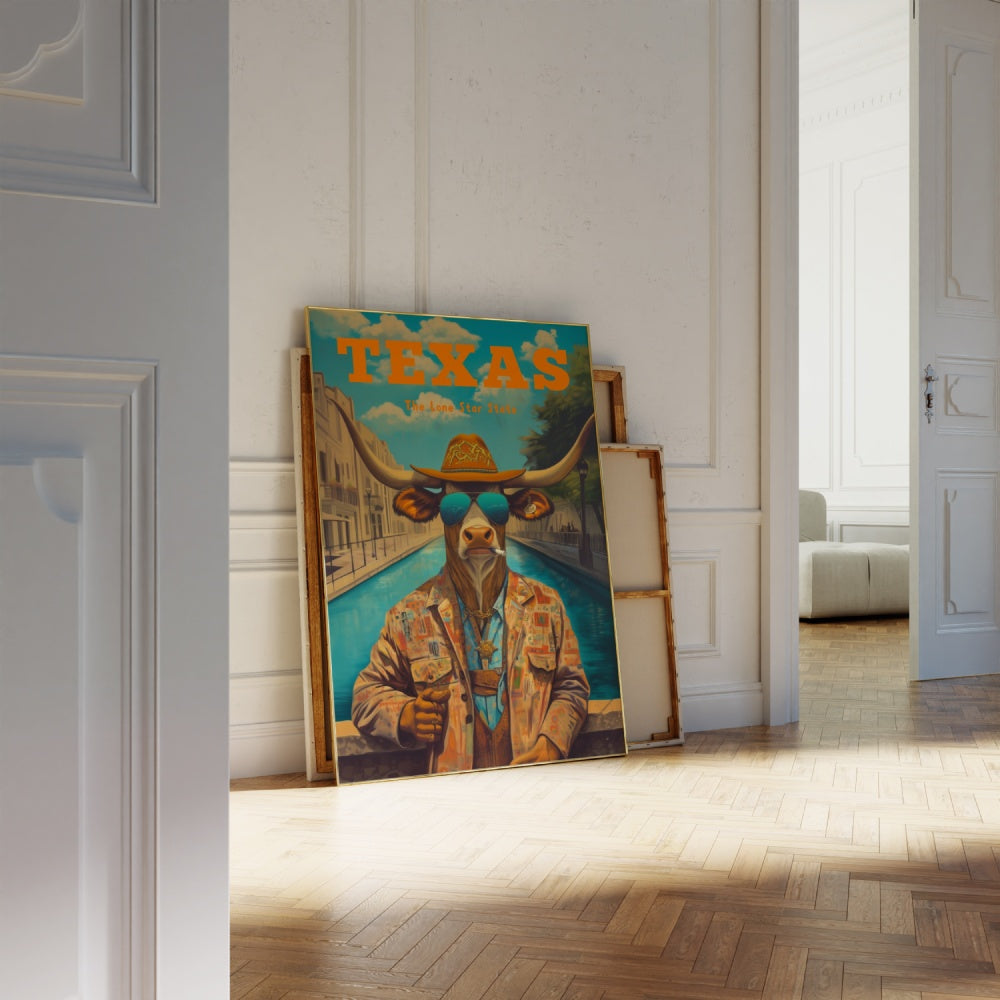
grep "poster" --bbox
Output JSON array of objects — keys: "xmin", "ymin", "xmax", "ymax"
[{"xmin": 305, "ymin": 307, "xmax": 625, "ymax": 783}]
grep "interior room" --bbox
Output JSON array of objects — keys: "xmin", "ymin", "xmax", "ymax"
[
  {"xmin": 4, "ymin": 1, "xmax": 1000, "ymax": 997},
  {"xmin": 798, "ymin": 0, "xmax": 911, "ymax": 625}
]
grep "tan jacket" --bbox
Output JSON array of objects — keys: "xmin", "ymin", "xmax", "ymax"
[{"xmin": 351, "ymin": 568, "xmax": 590, "ymax": 773}]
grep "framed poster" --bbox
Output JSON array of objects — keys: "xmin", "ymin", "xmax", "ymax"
[{"xmin": 303, "ymin": 308, "xmax": 626, "ymax": 784}]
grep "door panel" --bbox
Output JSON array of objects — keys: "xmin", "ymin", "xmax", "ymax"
[
  {"xmin": 913, "ymin": 0, "xmax": 1000, "ymax": 679},
  {"xmin": 0, "ymin": 363, "xmax": 155, "ymax": 998},
  {"xmin": 0, "ymin": 0, "xmax": 229, "ymax": 994}
]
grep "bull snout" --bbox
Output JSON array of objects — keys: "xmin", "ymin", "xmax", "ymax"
[
  {"xmin": 462, "ymin": 522, "xmax": 497, "ymax": 551},
  {"xmin": 454, "ymin": 505, "xmax": 505, "ymax": 564}
]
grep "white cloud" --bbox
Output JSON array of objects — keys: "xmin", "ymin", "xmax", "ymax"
[
  {"xmin": 520, "ymin": 327, "xmax": 559, "ymax": 362},
  {"xmin": 375, "ymin": 350, "xmax": 440, "ymax": 383},
  {"xmin": 417, "ymin": 316, "xmax": 480, "ymax": 346},
  {"xmin": 472, "ymin": 362, "xmax": 527, "ymax": 407},
  {"xmin": 310, "ymin": 309, "xmax": 371, "ymax": 340},
  {"xmin": 365, "ymin": 313, "xmax": 413, "ymax": 341}
]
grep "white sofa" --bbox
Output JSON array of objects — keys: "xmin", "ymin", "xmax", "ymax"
[{"xmin": 798, "ymin": 491, "xmax": 909, "ymax": 619}]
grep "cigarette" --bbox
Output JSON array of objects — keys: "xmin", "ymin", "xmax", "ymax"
[{"xmin": 491, "ymin": 547, "xmax": 506, "ymax": 556}]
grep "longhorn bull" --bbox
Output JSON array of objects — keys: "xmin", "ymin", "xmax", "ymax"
[{"xmin": 334, "ymin": 397, "xmax": 594, "ymax": 776}]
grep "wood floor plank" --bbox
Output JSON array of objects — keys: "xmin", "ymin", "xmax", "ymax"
[
  {"xmin": 438, "ymin": 942, "xmax": 521, "ymax": 1000},
  {"xmin": 840, "ymin": 970, "xmax": 879, "ymax": 1000},
  {"xmin": 725, "ymin": 930, "xmax": 774, "ymax": 991},
  {"xmin": 801, "ymin": 957, "xmax": 843, "ymax": 1000},
  {"xmin": 661, "ymin": 905, "xmax": 713, "ymax": 962},
  {"xmin": 949, "ymin": 907, "xmax": 994, "ymax": 965},
  {"xmin": 846, "ymin": 878, "xmax": 880, "ymax": 927},
  {"xmin": 414, "ymin": 927, "xmax": 495, "ymax": 992},
  {"xmin": 520, "ymin": 969, "xmax": 575, "ymax": 1000},
  {"xmin": 390, "ymin": 918, "xmax": 469, "ymax": 978},
  {"xmin": 632, "ymin": 895, "xmax": 685, "ymax": 951},
  {"xmin": 880, "ymin": 884, "xmax": 916, "ymax": 938},
  {"xmin": 914, "ymin": 898, "xmax": 955, "ymax": 950},
  {"xmin": 603, "ymin": 883, "xmax": 658, "ymax": 937},
  {"xmin": 690, "ymin": 911, "xmax": 743, "ymax": 976}
]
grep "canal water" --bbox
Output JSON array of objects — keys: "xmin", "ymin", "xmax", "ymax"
[{"xmin": 328, "ymin": 536, "xmax": 621, "ymax": 722}]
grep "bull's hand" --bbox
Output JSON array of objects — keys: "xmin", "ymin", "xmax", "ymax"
[
  {"xmin": 511, "ymin": 734, "xmax": 561, "ymax": 766},
  {"xmin": 399, "ymin": 688, "xmax": 450, "ymax": 745}
]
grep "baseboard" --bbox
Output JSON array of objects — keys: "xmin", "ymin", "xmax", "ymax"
[
  {"xmin": 677, "ymin": 681, "xmax": 763, "ymax": 732},
  {"xmin": 230, "ymin": 721, "xmax": 306, "ymax": 780}
]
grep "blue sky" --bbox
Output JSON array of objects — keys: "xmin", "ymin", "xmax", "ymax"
[{"xmin": 307, "ymin": 308, "xmax": 593, "ymax": 472}]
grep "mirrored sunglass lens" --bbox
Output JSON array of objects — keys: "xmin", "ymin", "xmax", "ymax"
[
  {"xmin": 477, "ymin": 492, "xmax": 509, "ymax": 524},
  {"xmin": 439, "ymin": 492, "xmax": 471, "ymax": 525}
]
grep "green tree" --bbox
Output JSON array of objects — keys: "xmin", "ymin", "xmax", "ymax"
[{"xmin": 521, "ymin": 345, "xmax": 603, "ymax": 534}]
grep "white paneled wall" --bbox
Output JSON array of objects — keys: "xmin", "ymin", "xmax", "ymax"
[
  {"xmin": 799, "ymin": 0, "xmax": 911, "ymax": 540},
  {"xmin": 230, "ymin": 0, "xmax": 766, "ymax": 778},
  {"xmin": 229, "ymin": 461, "xmax": 307, "ymax": 776}
]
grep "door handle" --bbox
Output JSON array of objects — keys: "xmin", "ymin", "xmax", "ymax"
[{"xmin": 924, "ymin": 364, "xmax": 938, "ymax": 423}]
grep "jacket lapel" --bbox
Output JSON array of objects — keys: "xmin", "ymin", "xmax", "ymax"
[
  {"xmin": 428, "ymin": 570, "xmax": 469, "ymax": 674},
  {"xmin": 504, "ymin": 572, "xmax": 534, "ymax": 669}
]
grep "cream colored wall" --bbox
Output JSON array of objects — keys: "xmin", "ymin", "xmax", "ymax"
[{"xmin": 229, "ymin": 0, "xmax": 766, "ymax": 777}]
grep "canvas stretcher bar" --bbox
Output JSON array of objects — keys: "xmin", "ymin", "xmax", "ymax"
[
  {"xmin": 600, "ymin": 443, "xmax": 682, "ymax": 746},
  {"xmin": 291, "ymin": 348, "xmax": 336, "ymax": 780},
  {"xmin": 591, "ymin": 365, "xmax": 628, "ymax": 444}
]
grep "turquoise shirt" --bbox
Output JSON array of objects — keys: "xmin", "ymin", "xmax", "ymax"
[{"xmin": 457, "ymin": 583, "xmax": 507, "ymax": 731}]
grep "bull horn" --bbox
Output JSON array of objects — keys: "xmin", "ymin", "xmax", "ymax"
[
  {"xmin": 507, "ymin": 414, "xmax": 597, "ymax": 488},
  {"xmin": 328, "ymin": 396, "xmax": 440, "ymax": 490}
]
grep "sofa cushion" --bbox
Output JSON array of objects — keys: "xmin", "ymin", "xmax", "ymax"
[
  {"xmin": 799, "ymin": 541, "xmax": 909, "ymax": 619},
  {"xmin": 866, "ymin": 543, "xmax": 909, "ymax": 614}
]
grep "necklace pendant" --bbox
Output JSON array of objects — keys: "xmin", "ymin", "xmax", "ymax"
[{"xmin": 476, "ymin": 638, "xmax": 496, "ymax": 660}]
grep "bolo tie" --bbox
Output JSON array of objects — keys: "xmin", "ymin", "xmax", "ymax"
[{"xmin": 468, "ymin": 607, "xmax": 497, "ymax": 663}]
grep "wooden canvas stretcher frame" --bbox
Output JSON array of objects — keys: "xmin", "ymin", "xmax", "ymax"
[
  {"xmin": 600, "ymin": 443, "xmax": 682, "ymax": 746},
  {"xmin": 291, "ymin": 348, "xmax": 337, "ymax": 779},
  {"xmin": 591, "ymin": 365, "xmax": 628, "ymax": 443}
]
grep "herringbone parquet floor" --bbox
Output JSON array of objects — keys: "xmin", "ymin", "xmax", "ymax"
[{"xmin": 231, "ymin": 618, "xmax": 1000, "ymax": 999}]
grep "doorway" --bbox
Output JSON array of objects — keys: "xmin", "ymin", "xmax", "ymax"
[{"xmin": 798, "ymin": 0, "xmax": 911, "ymax": 562}]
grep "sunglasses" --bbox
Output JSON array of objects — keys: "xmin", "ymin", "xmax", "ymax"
[{"xmin": 439, "ymin": 491, "xmax": 510, "ymax": 526}]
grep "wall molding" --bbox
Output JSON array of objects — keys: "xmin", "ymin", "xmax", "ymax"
[
  {"xmin": 414, "ymin": 0, "xmax": 430, "ymax": 312},
  {"xmin": 672, "ymin": 550, "xmax": 720, "ymax": 656},
  {"xmin": 230, "ymin": 458, "xmax": 296, "ymax": 513},
  {"xmin": 760, "ymin": 0, "xmax": 799, "ymax": 727},
  {"xmin": 705, "ymin": 0, "xmax": 722, "ymax": 473},
  {"xmin": 348, "ymin": 0, "xmax": 365, "ymax": 307},
  {"xmin": 800, "ymin": 86, "xmax": 907, "ymax": 133},
  {"xmin": 231, "ymin": 671, "xmax": 304, "ymax": 726},
  {"xmin": 668, "ymin": 508, "xmax": 763, "ymax": 527},
  {"xmin": 230, "ymin": 511, "xmax": 299, "ymax": 573}
]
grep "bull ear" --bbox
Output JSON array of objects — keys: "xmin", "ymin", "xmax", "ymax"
[
  {"xmin": 394, "ymin": 487, "xmax": 441, "ymax": 523},
  {"xmin": 508, "ymin": 488, "xmax": 553, "ymax": 521}
]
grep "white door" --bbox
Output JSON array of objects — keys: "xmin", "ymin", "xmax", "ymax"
[
  {"xmin": 912, "ymin": 0, "xmax": 1000, "ymax": 680},
  {"xmin": 0, "ymin": 1, "xmax": 229, "ymax": 996}
]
